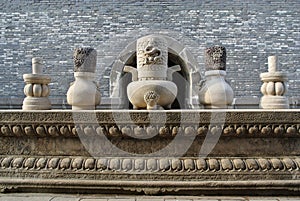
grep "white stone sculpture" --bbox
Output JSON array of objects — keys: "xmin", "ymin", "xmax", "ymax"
[
  {"xmin": 124, "ymin": 35, "xmax": 181, "ymax": 110},
  {"xmin": 198, "ymin": 46, "xmax": 234, "ymax": 109},
  {"xmin": 67, "ymin": 48, "xmax": 101, "ymax": 110},
  {"xmin": 22, "ymin": 57, "xmax": 51, "ymax": 110},
  {"xmin": 260, "ymin": 55, "xmax": 289, "ymax": 109}
]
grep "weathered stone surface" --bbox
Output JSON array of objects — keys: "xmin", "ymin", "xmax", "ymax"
[
  {"xmin": 1, "ymin": 110, "xmax": 300, "ymax": 156},
  {"xmin": 73, "ymin": 48, "xmax": 97, "ymax": 73},
  {"xmin": 0, "ymin": 110, "xmax": 299, "ymax": 195},
  {"xmin": 204, "ymin": 46, "xmax": 226, "ymax": 71},
  {"xmin": 136, "ymin": 35, "xmax": 168, "ymax": 78},
  {"xmin": 0, "ymin": 155, "xmax": 300, "ymax": 194}
]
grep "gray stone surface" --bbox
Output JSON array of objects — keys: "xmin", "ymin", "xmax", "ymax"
[
  {"xmin": 0, "ymin": 1, "xmax": 299, "ymax": 108},
  {"xmin": 73, "ymin": 48, "xmax": 97, "ymax": 73},
  {"xmin": 0, "ymin": 194, "xmax": 300, "ymax": 201},
  {"xmin": 80, "ymin": 199, "xmax": 108, "ymax": 201},
  {"xmin": 51, "ymin": 197, "xmax": 81, "ymax": 201},
  {"xmin": 205, "ymin": 46, "xmax": 226, "ymax": 71}
]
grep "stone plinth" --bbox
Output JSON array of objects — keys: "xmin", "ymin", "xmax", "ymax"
[
  {"xmin": 0, "ymin": 110, "xmax": 299, "ymax": 195},
  {"xmin": 22, "ymin": 58, "xmax": 51, "ymax": 110},
  {"xmin": 260, "ymin": 56, "xmax": 289, "ymax": 109}
]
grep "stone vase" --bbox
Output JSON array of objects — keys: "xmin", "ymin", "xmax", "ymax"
[
  {"xmin": 67, "ymin": 48, "xmax": 101, "ymax": 110},
  {"xmin": 199, "ymin": 70, "xmax": 234, "ymax": 108},
  {"xmin": 67, "ymin": 72, "xmax": 101, "ymax": 110},
  {"xmin": 198, "ymin": 46, "xmax": 234, "ymax": 108}
]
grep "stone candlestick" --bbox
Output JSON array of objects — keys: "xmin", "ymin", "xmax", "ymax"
[
  {"xmin": 260, "ymin": 55, "xmax": 289, "ymax": 109},
  {"xmin": 67, "ymin": 48, "xmax": 101, "ymax": 110},
  {"xmin": 22, "ymin": 57, "xmax": 51, "ymax": 110},
  {"xmin": 198, "ymin": 46, "xmax": 234, "ymax": 109}
]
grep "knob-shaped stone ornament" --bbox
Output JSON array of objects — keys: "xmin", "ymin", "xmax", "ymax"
[
  {"xmin": 24, "ymin": 84, "xmax": 34, "ymax": 97},
  {"xmin": 275, "ymin": 82, "xmax": 285, "ymax": 96},
  {"xmin": 266, "ymin": 81, "xmax": 275, "ymax": 96},
  {"xmin": 42, "ymin": 84, "xmax": 50, "ymax": 97},
  {"xmin": 33, "ymin": 84, "xmax": 42, "ymax": 97}
]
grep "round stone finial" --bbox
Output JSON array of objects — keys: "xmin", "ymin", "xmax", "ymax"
[
  {"xmin": 205, "ymin": 46, "xmax": 226, "ymax": 71},
  {"xmin": 32, "ymin": 57, "xmax": 43, "ymax": 74},
  {"xmin": 73, "ymin": 48, "xmax": 97, "ymax": 73}
]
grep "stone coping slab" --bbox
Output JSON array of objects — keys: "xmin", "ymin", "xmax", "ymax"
[
  {"xmin": 0, "ymin": 109, "xmax": 299, "ymax": 138},
  {"xmin": 1, "ymin": 193, "xmax": 300, "ymax": 201}
]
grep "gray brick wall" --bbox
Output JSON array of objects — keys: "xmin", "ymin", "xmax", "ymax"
[{"xmin": 0, "ymin": 0, "xmax": 299, "ymax": 107}]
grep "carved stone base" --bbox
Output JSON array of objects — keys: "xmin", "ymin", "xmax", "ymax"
[
  {"xmin": 0, "ymin": 155, "xmax": 300, "ymax": 195},
  {"xmin": 0, "ymin": 110, "xmax": 299, "ymax": 195},
  {"xmin": 22, "ymin": 97, "xmax": 51, "ymax": 110},
  {"xmin": 260, "ymin": 95, "xmax": 289, "ymax": 109}
]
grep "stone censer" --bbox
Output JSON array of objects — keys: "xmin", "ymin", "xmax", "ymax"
[{"xmin": 124, "ymin": 35, "xmax": 181, "ymax": 110}]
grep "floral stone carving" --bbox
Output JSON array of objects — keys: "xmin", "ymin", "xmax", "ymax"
[
  {"xmin": 260, "ymin": 55, "xmax": 289, "ymax": 109},
  {"xmin": 22, "ymin": 57, "xmax": 51, "ymax": 110},
  {"xmin": 198, "ymin": 46, "xmax": 234, "ymax": 108},
  {"xmin": 124, "ymin": 35, "xmax": 181, "ymax": 110},
  {"xmin": 67, "ymin": 48, "xmax": 101, "ymax": 110}
]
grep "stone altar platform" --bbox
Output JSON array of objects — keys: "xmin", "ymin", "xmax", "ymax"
[{"xmin": 0, "ymin": 109, "xmax": 299, "ymax": 196}]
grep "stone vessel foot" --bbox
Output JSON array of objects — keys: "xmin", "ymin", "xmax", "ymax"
[{"xmin": 144, "ymin": 90, "xmax": 160, "ymax": 110}]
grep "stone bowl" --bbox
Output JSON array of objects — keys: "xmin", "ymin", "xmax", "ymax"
[{"xmin": 127, "ymin": 80, "xmax": 177, "ymax": 109}]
